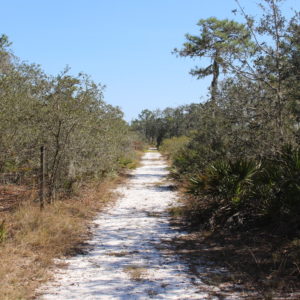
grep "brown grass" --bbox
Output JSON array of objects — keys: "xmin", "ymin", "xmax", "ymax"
[
  {"xmin": 0, "ymin": 184, "xmax": 34, "ymax": 212},
  {"xmin": 123, "ymin": 265, "xmax": 148, "ymax": 282},
  {"xmin": 0, "ymin": 179, "xmax": 119, "ymax": 300}
]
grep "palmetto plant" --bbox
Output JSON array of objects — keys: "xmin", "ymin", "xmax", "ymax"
[
  {"xmin": 188, "ymin": 159, "xmax": 260, "ymax": 205},
  {"xmin": 257, "ymin": 146, "xmax": 300, "ymax": 217}
]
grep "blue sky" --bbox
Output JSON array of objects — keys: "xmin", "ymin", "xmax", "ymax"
[{"xmin": 1, "ymin": 0, "xmax": 299, "ymax": 121}]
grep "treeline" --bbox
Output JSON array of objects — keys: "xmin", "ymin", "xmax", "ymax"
[
  {"xmin": 131, "ymin": 105, "xmax": 201, "ymax": 147},
  {"xmin": 132, "ymin": 0, "xmax": 300, "ymax": 229},
  {"xmin": 0, "ymin": 35, "xmax": 139, "ymax": 200}
]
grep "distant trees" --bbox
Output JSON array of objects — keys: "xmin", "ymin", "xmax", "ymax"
[{"xmin": 131, "ymin": 105, "xmax": 202, "ymax": 147}]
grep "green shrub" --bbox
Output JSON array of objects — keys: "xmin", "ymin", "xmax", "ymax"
[
  {"xmin": 160, "ymin": 136, "xmax": 190, "ymax": 160},
  {"xmin": 188, "ymin": 159, "xmax": 260, "ymax": 205},
  {"xmin": 255, "ymin": 146, "xmax": 300, "ymax": 218},
  {"xmin": 184, "ymin": 145, "xmax": 300, "ymax": 228},
  {"xmin": 118, "ymin": 157, "xmax": 137, "ymax": 169}
]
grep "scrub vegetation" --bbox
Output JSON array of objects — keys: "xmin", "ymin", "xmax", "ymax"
[
  {"xmin": 0, "ymin": 32, "xmax": 144, "ymax": 299},
  {"xmin": 0, "ymin": 33, "xmax": 142, "ymax": 198},
  {"xmin": 1, "ymin": 0, "xmax": 300, "ymax": 298},
  {"xmin": 133, "ymin": 0, "xmax": 300, "ymax": 296}
]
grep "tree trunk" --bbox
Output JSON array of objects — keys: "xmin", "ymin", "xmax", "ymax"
[{"xmin": 211, "ymin": 57, "xmax": 219, "ymax": 118}]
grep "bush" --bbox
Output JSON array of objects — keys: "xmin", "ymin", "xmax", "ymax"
[
  {"xmin": 160, "ymin": 136, "xmax": 190, "ymax": 160},
  {"xmin": 179, "ymin": 145, "xmax": 300, "ymax": 229},
  {"xmin": 188, "ymin": 159, "xmax": 259, "ymax": 205},
  {"xmin": 255, "ymin": 146, "xmax": 300, "ymax": 219}
]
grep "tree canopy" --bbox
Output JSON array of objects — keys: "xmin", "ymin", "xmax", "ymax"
[{"xmin": 174, "ymin": 17, "xmax": 253, "ymax": 105}]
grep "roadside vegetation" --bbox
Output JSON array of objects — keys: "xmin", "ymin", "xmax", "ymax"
[
  {"xmin": 0, "ymin": 34, "xmax": 144, "ymax": 299},
  {"xmin": 0, "ymin": 33, "xmax": 142, "ymax": 198},
  {"xmin": 1, "ymin": 180, "xmax": 118, "ymax": 300},
  {"xmin": 133, "ymin": 0, "xmax": 300, "ymax": 296}
]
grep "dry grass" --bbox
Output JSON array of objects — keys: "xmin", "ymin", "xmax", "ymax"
[
  {"xmin": 106, "ymin": 251, "xmax": 130, "ymax": 257},
  {"xmin": 0, "ymin": 184, "xmax": 34, "ymax": 212},
  {"xmin": 0, "ymin": 179, "xmax": 118, "ymax": 300},
  {"xmin": 123, "ymin": 265, "xmax": 148, "ymax": 282}
]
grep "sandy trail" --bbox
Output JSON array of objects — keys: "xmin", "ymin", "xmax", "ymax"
[{"xmin": 39, "ymin": 151, "xmax": 243, "ymax": 300}]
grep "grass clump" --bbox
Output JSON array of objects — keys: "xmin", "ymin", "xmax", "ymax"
[
  {"xmin": 0, "ymin": 220, "xmax": 6, "ymax": 242},
  {"xmin": 124, "ymin": 265, "xmax": 148, "ymax": 282}
]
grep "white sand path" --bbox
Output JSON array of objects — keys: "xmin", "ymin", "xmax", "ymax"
[{"xmin": 39, "ymin": 151, "xmax": 245, "ymax": 300}]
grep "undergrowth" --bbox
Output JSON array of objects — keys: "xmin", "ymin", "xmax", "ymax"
[
  {"xmin": 0, "ymin": 179, "xmax": 117, "ymax": 300},
  {"xmin": 166, "ymin": 144, "xmax": 300, "ymax": 296}
]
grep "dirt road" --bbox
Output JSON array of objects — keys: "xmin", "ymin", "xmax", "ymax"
[{"xmin": 39, "ymin": 150, "xmax": 245, "ymax": 299}]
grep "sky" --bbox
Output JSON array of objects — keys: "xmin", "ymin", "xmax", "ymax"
[{"xmin": 1, "ymin": 0, "xmax": 299, "ymax": 121}]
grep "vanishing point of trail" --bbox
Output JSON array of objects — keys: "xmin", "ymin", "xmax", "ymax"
[{"xmin": 40, "ymin": 150, "xmax": 242, "ymax": 299}]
